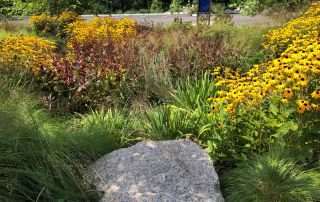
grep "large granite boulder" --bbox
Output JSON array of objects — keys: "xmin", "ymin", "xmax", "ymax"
[{"xmin": 90, "ymin": 139, "xmax": 224, "ymax": 202}]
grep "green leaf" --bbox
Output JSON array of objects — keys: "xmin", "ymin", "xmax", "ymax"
[
  {"xmin": 269, "ymin": 103, "xmax": 278, "ymax": 115},
  {"xmin": 273, "ymin": 121, "xmax": 298, "ymax": 138}
]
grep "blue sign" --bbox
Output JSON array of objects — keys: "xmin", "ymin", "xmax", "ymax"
[{"xmin": 198, "ymin": 0, "xmax": 211, "ymax": 13}]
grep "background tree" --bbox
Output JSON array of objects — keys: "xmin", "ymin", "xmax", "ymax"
[
  {"xmin": 169, "ymin": 0, "xmax": 183, "ymax": 13},
  {"xmin": 151, "ymin": 0, "xmax": 164, "ymax": 13}
]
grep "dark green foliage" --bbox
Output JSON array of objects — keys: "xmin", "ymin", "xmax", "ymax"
[
  {"xmin": 240, "ymin": 0, "xmax": 312, "ymax": 16},
  {"xmin": 150, "ymin": 0, "xmax": 164, "ymax": 13},
  {"xmin": 169, "ymin": 0, "xmax": 183, "ymax": 13},
  {"xmin": 223, "ymin": 147, "xmax": 320, "ymax": 202}
]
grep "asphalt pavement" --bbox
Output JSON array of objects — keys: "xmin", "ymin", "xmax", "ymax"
[
  {"xmin": 10, "ymin": 13, "xmax": 273, "ymax": 26},
  {"xmin": 85, "ymin": 13, "xmax": 273, "ymax": 25}
]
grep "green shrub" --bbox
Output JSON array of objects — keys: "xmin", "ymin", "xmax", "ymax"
[
  {"xmin": 150, "ymin": 0, "xmax": 164, "ymax": 13},
  {"xmin": 169, "ymin": 0, "xmax": 183, "ymax": 13},
  {"xmin": 125, "ymin": 9, "xmax": 139, "ymax": 14},
  {"xmin": 139, "ymin": 9, "xmax": 150, "ymax": 13},
  {"xmin": 223, "ymin": 147, "xmax": 320, "ymax": 202},
  {"xmin": 240, "ymin": 0, "xmax": 312, "ymax": 16}
]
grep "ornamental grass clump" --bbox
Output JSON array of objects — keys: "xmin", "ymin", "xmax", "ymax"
[
  {"xmin": 0, "ymin": 89, "xmax": 100, "ymax": 201},
  {"xmin": 223, "ymin": 147, "xmax": 320, "ymax": 202}
]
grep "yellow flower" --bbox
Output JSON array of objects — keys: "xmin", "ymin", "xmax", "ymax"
[
  {"xmin": 284, "ymin": 88, "xmax": 293, "ymax": 99},
  {"xmin": 311, "ymin": 90, "xmax": 320, "ymax": 99},
  {"xmin": 207, "ymin": 97, "xmax": 214, "ymax": 102},
  {"xmin": 66, "ymin": 17, "xmax": 138, "ymax": 50},
  {"xmin": 297, "ymin": 106, "xmax": 305, "ymax": 113},
  {"xmin": 0, "ymin": 36, "xmax": 55, "ymax": 74},
  {"xmin": 210, "ymin": 106, "xmax": 219, "ymax": 113},
  {"xmin": 281, "ymin": 98, "xmax": 288, "ymax": 104},
  {"xmin": 217, "ymin": 122, "xmax": 224, "ymax": 129},
  {"xmin": 225, "ymin": 103, "xmax": 236, "ymax": 114},
  {"xmin": 209, "ymin": 2, "xmax": 320, "ymax": 116},
  {"xmin": 230, "ymin": 118, "xmax": 237, "ymax": 123},
  {"xmin": 311, "ymin": 103, "xmax": 320, "ymax": 111}
]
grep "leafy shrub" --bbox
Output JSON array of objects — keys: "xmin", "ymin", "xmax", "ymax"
[
  {"xmin": 40, "ymin": 39, "xmax": 129, "ymax": 112},
  {"xmin": 169, "ymin": 0, "xmax": 183, "ymax": 13},
  {"xmin": 30, "ymin": 17, "xmax": 139, "ymax": 113},
  {"xmin": 150, "ymin": 0, "xmax": 164, "ymax": 13},
  {"xmin": 139, "ymin": 9, "xmax": 150, "ymax": 13},
  {"xmin": 240, "ymin": 0, "xmax": 312, "ymax": 16},
  {"xmin": 223, "ymin": 147, "xmax": 320, "ymax": 202}
]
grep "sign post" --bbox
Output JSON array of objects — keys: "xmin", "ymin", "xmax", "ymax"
[{"xmin": 197, "ymin": 0, "xmax": 211, "ymax": 25}]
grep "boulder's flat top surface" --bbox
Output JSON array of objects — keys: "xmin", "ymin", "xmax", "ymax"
[{"xmin": 90, "ymin": 139, "xmax": 224, "ymax": 202}]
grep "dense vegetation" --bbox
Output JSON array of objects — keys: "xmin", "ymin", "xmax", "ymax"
[
  {"xmin": 0, "ymin": 1, "xmax": 319, "ymax": 201},
  {"xmin": 0, "ymin": 0, "xmax": 313, "ymax": 16}
]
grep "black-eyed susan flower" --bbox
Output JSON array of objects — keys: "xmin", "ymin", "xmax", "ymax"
[
  {"xmin": 210, "ymin": 106, "xmax": 219, "ymax": 113},
  {"xmin": 284, "ymin": 88, "xmax": 293, "ymax": 98},
  {"xmin": 311, "ymin": 103, "xmax": 319, "ymax": 111},
  {"xmin": 217, "ymin": 122, "xmax": 224, "ymax": 129},
  {"xmin": 311, "ymin": 90, "xmax": 320, "ymax": 99},
  {"xmin": 229, "ymin": 117, "xmax": 237, "ymax": 123}
]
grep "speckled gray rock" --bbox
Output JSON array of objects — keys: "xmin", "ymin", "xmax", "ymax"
[{"xmin": 90, "ymin": 139, "xmax": 224, "ymax": 202}]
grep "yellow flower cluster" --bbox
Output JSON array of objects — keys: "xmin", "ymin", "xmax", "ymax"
[
  {"xmin": 57, "ymin": 11, "xmax": 83, "ymax": 25},
  {"xmin": 30, "ymin": 13, "xmax": 57, "ymax": 35},
  {"xmin": 30, "ymin": 11, "xmax": 82, "ymax": 36},
  {"xmin": 0, "ymin": 36, "xmax": 55, "ymax": 73},
  {"xmin": 263, "ymin": 2, "xmax": 320, "ymax": 53},
  {"xmin": 209, "ymin": 2, "xmax": 320, "ymax": 116},
  {"xmin": 66, "ymin": 17, "xmax": 138, "ymax": 49}
]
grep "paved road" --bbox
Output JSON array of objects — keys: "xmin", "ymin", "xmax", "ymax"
[
  {"xmin": 85, "ymin": 14, "xmax": 273, "ymax": 25},
  {"xmin": 11, "ymin": 13, "xmax": 273, "ymax": 26}
]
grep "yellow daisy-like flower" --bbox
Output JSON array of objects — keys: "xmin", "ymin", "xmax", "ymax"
[
  {"xmin": 311, "ymin": 103, "xmax": 319, "ymax": 111},
  {"xmin": 297, "ymin": 106, "xmax": 305, "ymax": 114},
  {"xmin": 217, "ymin": 122, "xmax": 224, "ymax": 129},
  {"xmin": 284, "ymin": 88, "xmax": 293, "ymax": 99},
  {"xmin": 311, "ymin": 90, "xmax": 320, "ymax": 99},
  {"xmin": 281, "ymin": 98, "xmax": 289, "ymax": 104},
  {"xmin": 229, "ymin": 118, "xmax": 237, "ymax": 123},
  {"xmin": 210, "ymin": 106, "xmax": 219, "ymax": 113},
  {"xmin": 225, "ymin": 103, "xmax": 236, "ymax": 114}
]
